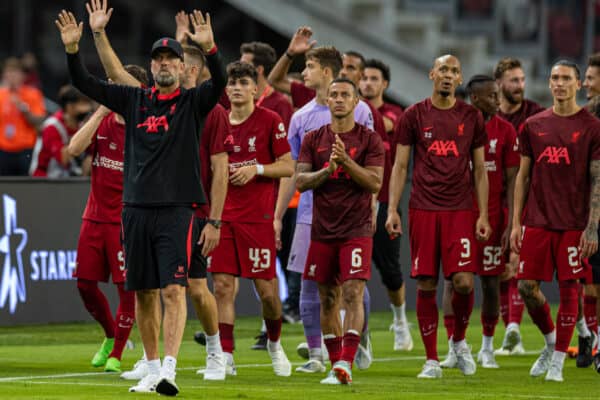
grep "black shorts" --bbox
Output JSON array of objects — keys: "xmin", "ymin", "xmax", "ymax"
[
  {"xmin": 372, "ymin": 203, "xmax": 404, "ymax": 291},
  {"xmin": 122, "ymin": 206, "xmax": 198, "ymax": 290},
  {"xmin": 189, "ymin": 218, "xmax": 208, "ymax": 279}
]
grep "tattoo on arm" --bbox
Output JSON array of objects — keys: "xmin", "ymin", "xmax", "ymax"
[
  {"xmin": 585, "ymin": 159, "xmax": 600, "ymax": 237},
  {"xmin": 296, "ymin": 163, "xmax": 331, "ymax": 192}
]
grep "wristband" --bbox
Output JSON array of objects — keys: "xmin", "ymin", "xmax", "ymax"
[
  {"xmin": 207, "ymin": 219, "xmax": 222, "ymax": 229},
  {"xmin": 256, "ymin": 164, "xmax": 265, "ymax": 176},
  {"xmin": 285, "ymin": 51, "xmax": 294, "ymax": 59},
  {"xmin": 204, "ymin": 44, "xmax": 218, "ymax": 55}
]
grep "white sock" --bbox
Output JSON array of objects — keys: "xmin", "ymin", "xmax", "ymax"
[
  {"xmin": 147, "ymin": 359, "xmax": 161, "ymax": 375},
  {"xmin": 142, "ymin": 349, "xmax": 147, "ymax": 361},
  {"xmin": 481, "ymin": 335, "xmax": 494, "ymax": 351},
  {"xmin": 206, "ymin": 332, "xmax": 222, "ymax": 355},
  {"xmin": 453, "ymin": 339, "xmax": 466, "ymax": 350},
  {"xmin": 391, "ymin": 303, "xmax": 407, "ymax": 324},
  {"xmin": 544, "ymin": 331, "xmax": 556, "ymax": 347},
  {"xmin": 576, "ymin": 318, "xmax": 591, "ymax": 337},
  {"xmin": 506, "ymin": 322, "xmax": 520, "ymax": 331},
  {"xmin": 261, "ymin": 320, "xmax": 267, "ymax": 333},
  {"xmin": 551, "ymin": 350, "xmax": 566, "ymax": 365},
  {"xmin": 162, "ymin": 356, "xmax": 177, "ymax": 377},
  {"xmin": 308, "ymin": 347, "xmax": 323, "ymax": 360},
  {"xmin": 267, "ymin": 339, "xmax": 280, "ymax": 352}
]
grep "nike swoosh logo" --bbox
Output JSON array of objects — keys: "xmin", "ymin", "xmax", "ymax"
[
  {"xmin": 423, "ymin": 330, "xmax": 435, "ymax": 336},
  {"xmin": 317, "ymin": 147, "xmax": 328, "ymax": 152},
  {"xmin": 252, "ymin": 269, "xmax": 266, "ymax": 273},
  {"xmin": 97, "ymin": 135, "xmax": 108, "ymax": 140},
  {"xmin": 349, "ymin": 269, "xmax": 363, "ymax": 274},
  {"xmin": 458, "ymin": 261, "xmax": 471, "ymax": 267},
  {"xmin": 483, "ymin": 265, "xmax": 497, "ymax": 271},
  {"xmin": 174, "ymin": 273, "xmax": 186, "ymax": 278},
  {"xmin": 536, "ymin": 132, "xmax": 549, "ymax": 136},
  {"xmin": 572, "ymin": 267, "xmax": 583, "ymax": 274}
]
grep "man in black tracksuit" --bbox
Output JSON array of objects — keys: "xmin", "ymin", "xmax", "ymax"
[{"xmin": 56, "ymin": 9, "xmax": 225, "ymax": 396}]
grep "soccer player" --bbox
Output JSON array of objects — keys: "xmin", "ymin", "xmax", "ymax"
[
  {"xmin": 467, "ymin": 75, "xmax": 519, "ymax": 368},
  {"xmin": 584, "ymin": 53, "xmax": 600, "ymax": 100},
  {"xmin": 510, "ymin": 60, "xmax": 600, "ymax": 382},
  {"xmin": 494, "ymin": 57, "xmax": 545, "ymax": 355},
  {"xmin": 68, "ymin": 64, "xmax": 148, "ymax": 374},
  {"xmin": 360, "ymin": 58, "xmax": 413, "ymax": 351},
  {"xmin": 208, "ymin": 61, "xmax": 294, "ymax": 377},
  {"xmin": 386, "ymin": 54, "xmax": 491, "ymax": 379},
  {"xmin": 56, "ymin": 5, "xmax": 225, "ymax": 395},
  {"xmin": 271, "ymin": 42, "xmax": 375, "ymax": 373},
  {"xmin": 296, "ymin": 77, "xmax": 384, "ymax": 385},
  {"xmin": 84, "ymin": 1, "xmax": 229, "ymax": 381}
]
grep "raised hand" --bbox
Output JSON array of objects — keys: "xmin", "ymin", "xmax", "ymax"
[
  {"xmin": 331, "ymin": 134, "xmax": 348, "ymax": 165},
  {"xmin": 55, "ymin": 10, "xmax": 83, "ymax": 53},
  {"xmin": 185, "ymin": 10, "xmax": 215, "ymax": 52},
  {"xmin": 175, "ymin": 10, "xmax": 190, "ymax": 43},
  {"xmin": 86, "ymin": 0, "xmax": 113, "ymax": 32},
  {"xmin": 287, "ymin": 26, "xmax": 316, "ymax": 57}
]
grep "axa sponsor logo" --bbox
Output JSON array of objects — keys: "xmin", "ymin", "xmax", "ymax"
[
  {"xmin": 137, "ymin": 115, "xmax": 169, "ymax": 133},
  {"xmin": 0, "ymin": 195, "xmax": 77, "ymax": 315},
  {"xmin": 427, "ymin": 140, "xmax": 459, "ymax": 157},
  {"xmin": 536, "ymin": 146, "xmax": 570, "ymax": 165}
]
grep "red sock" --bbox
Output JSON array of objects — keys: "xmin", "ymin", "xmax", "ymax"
[
  {"xmin": 508, "ymin": 278, "xmax": 525, "ymax": 325},
  {"xmin": 109, "ymin": 284, "xmax": 135, "ymax": 360},
  {"xmin": 324, "ymin": 335, "xmax": 342, "ymax": 366},
  {"xmin": 77, "ymin": 279, "xmax": 115, "ymax": 338},
  {"xmin": 481, "ymin": 313, "xmax": 499, "ymax": 337},
  {"xmin": 340, "ymin": 331, "xmax": 361, "ymax": 365},
  {"xmin": 499, "ymin": 280, "xmax": 510, "ymax": 326},
  {"xmin": 219, "ymin": 323, "xmax": 235, "ymax": 354},
  {"xmin": 527, "ymin": 301, "xmax": 555, "ymax": 336},
  {"xmin": 556, "ymin": 281, "xmax": 578, "ymax": 353},
  {"xmin": 584, "ymin": 295, "xmax": 598, "ymax": 335},
  {"xmin": 451, "ymin": 290, "xmax": 474, "ymax": 342},
  {"xmin": 264, "ymin": 318, "xmax": 282, "ymax": 342},
  {"xmin": 417, "ymin": 289, "xmax": 439, "ymax": 361},
  {"xmin": 443, "ymin": 315, "xmax": 455, "ymax": 340}
]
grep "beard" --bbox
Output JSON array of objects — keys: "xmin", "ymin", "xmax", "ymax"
[
  {"xmin": 439, "ymin": 90, "xmax": 451, "ymax": 98},
  {"xmin": 502, "ymin": 88, "xmax": 523, "ymax": 105},
  {"xmin": 155, "ymin": 71, "xmax": 176, "ymax": 87}
]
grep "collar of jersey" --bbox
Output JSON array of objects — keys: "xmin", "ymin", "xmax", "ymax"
[{"xmin": 151, "ymin": 87, "xmax": 181, "ymax": 101}]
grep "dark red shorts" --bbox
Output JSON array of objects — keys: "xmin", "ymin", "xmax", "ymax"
[
  {"xmin": 74, "ymin": 220, "xmax": 125, "ymax": 283},
  {"xmin": 303, "ymin": 237, "xmax": 372, "ymax": 285},
  {"xmin": 209, "ymin": 222, "xmax": 276, "ymax": 280},
  {"xmin": 476, "ymin": 210, "xmax": 506, "ymax": 276},
  {"xmin": 408, "ymin": 209, "xmax": 477, "ymax": 279},
  {"xmin": 516, "ymin": 226, "xmax": 587, "ymax": 282}
]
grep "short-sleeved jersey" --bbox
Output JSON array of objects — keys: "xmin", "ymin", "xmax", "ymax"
[
  {"xmin": 196, "ymin": 104, "xmax": 231, "ymax": 219},
  {"xmin": 0, "ymin": 85, "xmax": 46, "ymax": 152},
  {"xmin": 218, "ymin": 88, "xmax": 293, "ymax": 129},
  {"xmin": 396, "ymin": 98, "xmax": 487, "ymax": 211},
  {"xmin": 298, "ymin": 124, "xmax": 385, "ymax": 241},
  {"xmin": 32, "ymin": 110, "xmax": 78, "ymax": 177},
  {"xmin": 498, "ymin": 99, "xmax": 545, "ymax": 133},
  {"xmin": 288, "ymin": 99, "xmax": 375, "ymax": 225},
  {"xmin": 222, "ymin": 106, "xmax": 291, "ymax": 223},
  {"xmin": 519, "ymin": 108, "xmax": 600, "ymax": 230},
  {"xmin": 290, "ymin": 81, "xmax": 316, "ymax": 109},
  {"xmin": 484, "ymin": 115, "xmax": 519, "ymax": 214},
  {"xmin": 379, "ymin": 103, "xmax": 404, "ymax": 127},
  {"xmin": 82, "ymin": 113, "xmax": 124, "ymax": 224},
  {"xmin": 366, "ymin": 100, "xmax": 391, "ymax": 203}
]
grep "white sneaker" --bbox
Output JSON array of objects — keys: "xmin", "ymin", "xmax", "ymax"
[
  {"xmin": 320, "ymin": 370, "xmax": 341, "ymax": 384},
  {"xmin": 390, "ymin": 321, "xmax": 414, "ymax": 351},
  {"xmin": 296, "ymin": 342, "xmax": 309, "ymax": 359},
  {"xmin": 155, "ymin": 373, "xmax": 179, "ymax": 396},
  {"xmin": 417, "ymin": 360, "xmax": 442, "ymax": 379},
  {"xmin": 120, "ymin": 359, "xmax": 148, "ymax": 380},
  {"xmin": 295, "ymin": 359, "xmax": 326, "ymax": 373},
  {"xmin": 128, "ymin": 373, "xmax": 159, "ymax": 393},
  {"xmin": 440, "ymin": 339, "xmax": 457, "ymax": 368},
  {"xmin": 268, "ymin": 341, "xmax": 292, "ymax": 377},
  {"xmin": 545, "ymin": 361, "xmax": 564, "ymax": 382},
  {"xmin": 530, "ymin": 346, "xmax": 554, "ymax": 377},
  {"xmin": 203, "ymin": 352, "xmax": 226, "ymax": 381},
  {"xmin": 455, "ymin": 342, "xmax": 477, "ymax": 375},
  {"xmin": 354, "ymin": 331, "xmax": 373, "ymax": 370},
  {"xmin": 200, "ymin": 353, "xmax": 237, "ymax": 376},
  {"xmin": 477, "ymin": 349, "xmax": 499, "ymax": 368},
  {"xmin": 510, "ymin": 341, "xmax": 526, "ymax": 355}
]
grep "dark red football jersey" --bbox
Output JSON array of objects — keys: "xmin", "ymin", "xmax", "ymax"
[
  {"xmin": 222, "ymin": 106, "xmax": 290, "ymax": 223},
  {"xmin": 291, "ymin": 81, "xmax": 316, "ymax": 109},
  {"xmin": 365, "ymin": 100, "xmax": 391, "ymax": 203},
  {"xmin": 396, "ymin": 98, "xmax": 487, "ymax": 211},
  {"xmin": 259, "ymin": 89, "xmax": 293, "ymax": 129},
  {"xmin": 498, "ymin": 99, "xmax": 545, "ymax": 133},
  {"xmin": 82, "ymin": 113, "xmax": 125, "ymax": 224},
  {"xmin": 298, "ymin": 124, "xmax": 385, "ymax": 241},
  {"xmin": 519, "ymin": 108, "xmax": 600, "ymax": 230},
  {"xmin": 379, "ymin": 102, "xmax": 404, "ymax": 127},
  {"xmin": 196, "ymin": 104, "xmax": 231, "ymax": 219}
]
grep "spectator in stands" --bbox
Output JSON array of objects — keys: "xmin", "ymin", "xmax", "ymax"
[
  {"xmin": 22, "ymin": 52, "xmax": 42, "ymax": 89},
  {"xmin": 31, "ymin": 85, "xmax": 92, "ymax": 178},
  {"xmin": 0, "ymin": 57, "xmax": 46, "ymax": 176}
]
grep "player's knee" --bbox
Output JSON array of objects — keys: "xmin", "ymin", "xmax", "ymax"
[
  {"xmin": 341, "ymin": 282, "xmax": 363, "ymax": 307},
  {"xmin": 161, "ymin": 284, "xmax": 184, "ymax": 304},
  {"xmin": 188, "ymin": 278, "xmax": 209, "ymax": 299},
  {"xmin": 518, "ymin": 280, "xmax": 538, "ymax": 300},
  {"xmin": 452, "ymin": 273, "xmax": 474, "ymax": 294},
  {"xmin": 213, "ymin": 276, "xmax": 235, "ymax": 301},
  {"xmin": 321, "ymin": 288, "xmax": 339, "ymax": 312}
]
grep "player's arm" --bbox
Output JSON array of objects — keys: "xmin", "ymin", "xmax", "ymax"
[
  {"xmin": 296, "ymin": 161, "xmax": 335, "ymax": 192},
  {"xmin": 473, "ymin": 146, "xmax": 492, "ymax": 242},
  {"xmin": 274, "ymin": 166, "xmax": 297, "ymax": 249},
  {"xmin": 581, "ymin": 160, "xmax": 600, "ymax": 258},
  {"xmin": 87, "ymin": 0, "xmax": 140, "ymax": 87},
  {"xmin": 267, "ymin": 26, "xmax": 316, "ymax": 95},
  {"xmin": 510, "ymin": 155, "xmax": 532, "ymax": 253},
  {"xmin": 385, "ymin": 144, "xmax": 410, "ymax": 237},
  {"xmin": 331, "ymin": 134, "xmax": 382, "ymax": 193},
  {"xmin": 229, "ymin": 152, "xmax": 294, "ymax": 186},
  {"xmin": 501, "ymin": 166, "xmax": 518, "ymax": 251},
  {"xmin": 67, "ymin": 106, "xmax": 111, "ymax": 157},
  {"xmin": 199, "ymin": 151, "xmax": 228, "ymax": 257}
]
